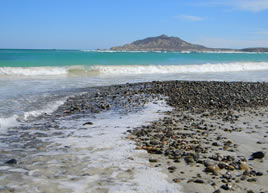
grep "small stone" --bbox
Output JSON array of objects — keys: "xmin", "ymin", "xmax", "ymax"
[
  {"xmin": 221, "ymin": 183, "xmax": 232, "ymax": 190},
  {"xmin": 149, "ymin": 158, "xmax": 158, "ymax": 163},
  {"xmin": 128, "ymin": 157, "xmax": 134, "ymax": 160},
  {"xmin": 193, "ymin": 179, "xmax": 204, "ymax": 184},
  {"xmin": 205, "ymin": 165, "xmax": 220, "ymax": 174},
  {"xmin": 247, "ymin": 178, "xmax": 257, "ymax": 182},
  {"xmin": 239, "ymin": 162, "xmax": 249, "ymax": 171},
  {"xmin": 173, "ymin": 178, "xmax": 182, "ymax": 183},
  {"xmin": 5, "ymin": 159, "xmax": 17, "ymax": 165},
  {"xmin": 251, "ymin": 151, "xmax": 265, "ymax": 159},
  {"xmin": 213, "ymin": 190, "xmax": 221, "ymax": 193},
  {"xmin": 83, "ymin": 121, "xmax": 93, "ymax": 126},
  {"xmin": 184, "ymin": 156, "xmax": 194, "ymax": 164},
  {"xmin": 168, "ymin": 166, "xmax": 177, "ymax": 171}
]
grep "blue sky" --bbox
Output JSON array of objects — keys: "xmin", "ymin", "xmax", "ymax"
[{"xmin": 0, "ymin": 0, "xmax": 268, "ymax": 49}]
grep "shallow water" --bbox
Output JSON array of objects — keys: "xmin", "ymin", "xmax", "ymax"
[
  {"xmin": 1, "ymin": 50, "xmax": 268, "ymax": 192},
  {"xmin": 0, "ymin": 100, "xmax": 182, "ymax": 193}
]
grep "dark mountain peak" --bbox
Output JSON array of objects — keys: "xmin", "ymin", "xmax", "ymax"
[
  {"xmin": 111, "ymin": 35, "xmax": 208, "ymax": 51},
  {"xmin": 159, "ymin": 34, "xmax": 168, "ymax": 38}
]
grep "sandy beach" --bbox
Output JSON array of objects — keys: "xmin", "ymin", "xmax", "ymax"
[
  {"xmin": 1, "ymin": 80, "xmax": 267, "ymax": 193},
  {"xmin": 128, "ymin": 81, "xmax": 268, "ymax": 193}
]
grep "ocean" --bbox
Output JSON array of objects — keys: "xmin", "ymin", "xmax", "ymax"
[{"xmin": 1, "ymin": 49, "xmax": 268, "ymax": 193}]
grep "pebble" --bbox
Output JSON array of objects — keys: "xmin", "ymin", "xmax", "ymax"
[
  {"xmin": 193, "ymin": 179, "xmax": 204, "ymax": 184},
  {"xmin": 149, "ymin": 158, "xmax": 158, "ymax": 163},
  {"xmin": 250, "ymin": 151, "xmax": 265, "ymax": 159},
  {"xmin": 5, "ymin": 159, "xmax": 17, "ymax": 165},
  {"xmin": 82, "ymin": 121, "xmax": 93, "ymax": 126}
]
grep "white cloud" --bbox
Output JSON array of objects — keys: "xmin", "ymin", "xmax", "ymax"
[
  {"xmin": 196, "ymin": 37, "xmax": 268, "ymax": 48},
  {"xmin": 180, "ymin": 15, "xmax": 204, "ymax": 21},
  {"xmin": 199, "ymin": 0, "xmax": 268, "ymax": 12},
  {"xmin": 255, "ymin": 30, "xmax": 268, "ymax": 35},
  {"xmin": 234, "ymin": 0, "xmax": 268, "ymax": 12}
]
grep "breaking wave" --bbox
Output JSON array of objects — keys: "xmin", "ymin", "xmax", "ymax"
[
  {"xmin": 0, "ymin": 62, "xmax": 268, "ymax": 77},
  {"xmin": 0, "ymin": 100, "xmax": 65, "ymax": 133}
]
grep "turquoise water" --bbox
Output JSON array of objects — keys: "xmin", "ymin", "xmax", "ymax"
[
  {"xmin": 1, "ymin": 49, "xmax": 268, "ymax": 193},
  {"xmin": 1, "ymin": 49, "xmax": 268, "ymax": 67},
  {"xmin": 1, "ymin": 49, "xmax": 268, "ymax": 128}
]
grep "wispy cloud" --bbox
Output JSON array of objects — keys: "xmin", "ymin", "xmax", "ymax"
[
  {"xmin": 180, "ymin": 15, "xmax": 204, "ymax": 22},
  {"xmin": 234, "ymin": 0, "xmax": 268, "ymax": 12},
  {"xmin": 255, "ymin": 30, "xmax": 268, "ymax": 36},
  {"xmin": 198, "ymin": 0, "xmax": 268, "ymax": 12}
]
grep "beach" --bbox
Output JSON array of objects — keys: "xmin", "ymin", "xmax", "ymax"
[{"xmin": 1, "ymin": 80, "xmax": 267, "ymax": 193}]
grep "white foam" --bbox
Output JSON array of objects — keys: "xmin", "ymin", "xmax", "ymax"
[
  {"xmin": 49, "ymin": 100, "xmax": 182, "ymax": 193},
  {"xmin": 0, "ymin": 66, "xmax": 68, "ymax": 76},
  {"xmin": 93, "ymin": 62, "xmax": 268, "ymax": 75},
  {"xmin": 1, "ymin": 62, "xmax": 268, "ymax": 77},
  {"xmin": 0, "ymin": 115, "xmax": 19, "ymax": 133},
  {"xmin": 23, "ymin": 100, "xmax": 65, "ymax": 120},
  {"xmin": 0, "ymin": 100, "xmax": 65, "ymax": 133}
]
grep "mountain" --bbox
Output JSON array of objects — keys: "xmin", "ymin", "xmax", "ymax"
[
  {"xmin": 111, "ymin": 35, "xmax": 210, "ymax": 51},
  {"xmin": 110, "ymin": 35, "xmax": 267, "ymax": 52}
]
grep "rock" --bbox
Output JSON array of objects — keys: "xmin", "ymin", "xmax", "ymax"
[
  {"xmin": 239, "ymin": 162, "xmax": 249, "ymax": 171},
  {"xmin": 149, "ymin": 158, "xmax": 158, "ymax": 163},
  {"xmin": 173, "ymin": 178, "xmax": 183, "ymax": 183},
  {"xmin": 205, "ymin": 165, "xmax": 220, "ymax": 174},
  {"xmin": 5, "ymin": 159, "xmax": 17, "ymax": 165},
  {"xmin": 221, "ymin": 183, "xmax": 232, "ymax": 190},
  {"xmin": 83, "ymin": 121, "xmax": 93, "ymax": 126},
  {"xmin": 250, "ymin": 151, "xmax": 265, "ymax": 159},
  {"xmin": 168, "ymin": 166, "xmax": 177, "ymax": 171},
  {"xmin": 193, "ymin": 179, "xmax": 204, "ymax": 184},
  {"xmin": 247, "ymin": 178, "xmax": 257, "ymax": 182},
  {"xmin": 184, "ymin": 156, "xmax": 195, "ymax": 164}
]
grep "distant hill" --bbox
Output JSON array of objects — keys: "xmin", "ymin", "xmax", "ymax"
[
  {"xmin": 111, "ymin": 35, "xmax": 210, "ymax": 51},
  {"xmin": 240, "ymin": 48, "xmax": 268, "ymax": 52},
  {"xmin": 110, "ymin": 35, "xmax": 268, "ymax": 52}
]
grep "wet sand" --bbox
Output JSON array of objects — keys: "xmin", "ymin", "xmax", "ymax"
[
  {"xmin": 128, "ymin": 81, "xmax": 268, "ymax": 193},
  {"xmin": 1, "ymin": 80, "xmax": 268, "ymax": 193}
]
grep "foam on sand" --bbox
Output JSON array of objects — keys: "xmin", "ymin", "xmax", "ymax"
[
  {"xmin": 27, "ymin": 100, "xmax": 183, "ymax": 193},
  {"xmin": 0, "ymin": 100, "xmax": 65, "ymax": 133}
]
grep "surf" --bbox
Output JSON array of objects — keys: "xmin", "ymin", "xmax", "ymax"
[{"xmin": 0, "ymin": 62, "xmax": 268, "ymax": 77}]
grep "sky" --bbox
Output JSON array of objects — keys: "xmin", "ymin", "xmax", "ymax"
[{"xmin": 0, "ymin": 0, "xmax": 268, "ymax": 49}]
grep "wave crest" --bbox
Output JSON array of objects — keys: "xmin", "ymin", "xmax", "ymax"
[{"xmin": 0, "ymin": 62, "xmax": 268, "ymax": 77}]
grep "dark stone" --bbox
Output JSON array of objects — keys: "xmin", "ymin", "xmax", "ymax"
[
  {"xmin": 83, "ymin": 121, "xmax": 93, "ymax": 126},
  {"xmin": 5, "ymin": 159, "xmax": 17, "ymax": 165},
  {"xmin": 149, "ymin": 158, "xmax": 158, "ymax": 163},
  {"xmin": 250, "ymin": 151, "xmax": 265, "ymax": 159},
  {"xmin": 193, "ymin": 179, "xmax": 204, "ymax": 184},
  {"xmin": 247, "ymin": 178, "xmax": 257, "ymax": 182},
  {"xmin": 221, "ymin": 183, "xmax": 232, "ymax": 190}
]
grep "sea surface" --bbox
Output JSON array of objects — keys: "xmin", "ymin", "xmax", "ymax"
[{"xmin": 0, "ymin": 49, "xmax": 268, "ymax": 192}]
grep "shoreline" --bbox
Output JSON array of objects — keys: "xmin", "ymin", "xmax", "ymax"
[
  {"xmin": 127, "ymin": 81, "xmax": 268, "ymax": 193},
  {"xmin": 1, "ymin": 80, "xmax": 268, "ymax": 193}
]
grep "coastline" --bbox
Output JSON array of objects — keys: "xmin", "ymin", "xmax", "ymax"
[
  {"xmin": 1, "ymin": 80, "xmax": 268, "ymax": 193},
  {"xmin": 128, "ymin": 81, "xmax": 268, "ymax": 193}
]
